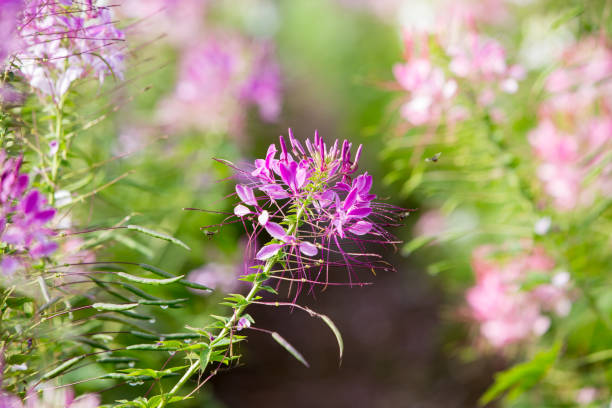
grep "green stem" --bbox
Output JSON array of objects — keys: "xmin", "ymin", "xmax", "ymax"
[
  {"xmin": 156, "ymin": 263, "xmax": 270, "ymax": 408},
  {"xmin": 49, "ymin": 102, "xmax": 64, "ymax": 205},
  {"xmin": 158, "ymin": 204, "xmax": 308, "ymax": 407}
]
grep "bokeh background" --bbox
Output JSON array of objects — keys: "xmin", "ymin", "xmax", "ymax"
[{"xmin": 26, "ymin": 0, "xmax": 609, "ymax": 406}]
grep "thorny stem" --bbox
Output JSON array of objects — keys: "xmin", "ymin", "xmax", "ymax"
[{"xmin": 157, "ymin": 205, "xmax": 307, "ymax": 407}]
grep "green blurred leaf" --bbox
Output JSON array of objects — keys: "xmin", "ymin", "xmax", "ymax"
[
  {"xmin": 480, "ymin": 343, "xmax": 560, "ymax": 405},
  {"xmin": 126, "ymin": 224, "xmax": 191, "ymax": 251}
]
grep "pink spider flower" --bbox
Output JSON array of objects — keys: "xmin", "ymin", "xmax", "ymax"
[
  {"xmin": 0, "ymin": 0, "xmax": 24, "ymax": 65},
  {"xmin": 217, "ymin": 129, "xmax": 405, "ymax": 298},
  {"xmin": 157, "ymin": 33, "xmax": 282, "ymax": 136},
  {"xmin": 393, "ymin": 31, "xmax": 458, "ymax": 126},
  {"xmin": 446, "ymin": 31, "xmax": 524, "ymax": 105},
  {"xmin": 0, "ymin": 385, "xmax": 99, "ymax": 408},
  {"xmin": 10, "ymin": 0, "xmax": 125, "ymax": 101},
  {"xmin": 1, "ymin": 151, "xmax": 57, "ymax": 275},
  {"xmin": 529, "ymin": 37, "xmax": 612, "ymax": 211},
  {"xmin": 466, "ymin": 243, "xmax": 571, "ymax": 349}
]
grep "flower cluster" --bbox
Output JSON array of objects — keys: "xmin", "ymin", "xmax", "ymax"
[
  {"xmin": 1, "ymin": 151, "xmax": 57, "ymax": 274},
  {"xmin": 466, "ymin": 243, "xmax": 571, "ymax": 349},
  {"xmin": 119, "ymin": 0, "xmax": 207, "ymax": 46},
  {"xmin": 0, "ymin": 385, "xmax": 99, "ymax": 408},
  {"xmin": 12, "ymin": 0, "xmax": 125, "ymax": 101},
  {"xmin": 158, "ymin": 33, "xmax": 281, "ymax": 136},
  {"xmin": 393, "ymin": 32, "xmax": 459, "ymax": 126},
  {"xmin": 393, "ymin": 22, "xmax": 523, "ymax": 126},
  {"xmin": 529, "ymin": 37, "xmax": 612, "ymax": 211},
  {"xmin": 227, "ymin": 130, "xmax": 403, "ymax": 293},
  {"xmin": 0, "ymin": 0, "xmax": 24, "ymax": 65}
]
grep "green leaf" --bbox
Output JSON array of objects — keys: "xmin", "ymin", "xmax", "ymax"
[
  {"xmin": 319, "ymin": 314, "xmax": 344, "ymax": 364},
  {"xmin": 126, "ymin": 225, "xmax": 191, "ymax": 251},
  {"xmin": 480, "ymin": 343, "xmax": 560, "ymax": 405},
  {"xmin": 93, "ymin": 302, "xmax": 139, "ymax": 312},
  {"xmin": 114, "ymin": 234, "xmax": 155, "ymax": 259},
  {"xmin": 402, "ymin": 235, "xmax": 436, "ymax": 255},
  {"xmin": 139, "ymin": 263, "xmax": 211, "ymax": 291},
  {"xmin": 551, "ymin": 6, "xmax": 584, "ymax": 29},
  {"xmin": 41, "ymin": 355, "xmax": 86, "ymax": 380},
  {"xmin": 117, "ymin": 272, "xmax": 184, "ymax": 286},
  {"xmin": 271, "ymin": 332, "xmax": 309, "ymax": 368},
  {"xmin": 200, "ymin": 348, "xmax": 211, "ymax": 371}
]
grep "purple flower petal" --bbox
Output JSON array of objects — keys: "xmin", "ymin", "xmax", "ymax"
[
  {"xmin": 256, "ymin": 243, "xmax": 283, "ymax": 260},
  {"xmin": 348, "ymin": 220, "xmax": 372, "ymax": 236},
  {"xmin": 258, "ymin": 210, "xmax": 269, "ymax": 226},
  {"xmin": 265, "ymin": 222, "xmax": 290, "ymax": 242},
  {"xmin": 30, "ymin": 241, "xmax": 58, "ymax": 258},
  {"xmin": 348, "ymin": 206, "xmax": 372, "ymax": 219},
  {"xmin": 343, "ymin": 187, "xmax": 358, "ymax": 211},
  {"xmin": 259, "ymin": 184, "xmax": 290, "ymax": 199},
  {"xmin": 299, "ymin": 241, "xmax": 318, "ymax": 257},
  {"xmin": 234, "ymin": 204, "xmax": 251, "ymax": 217},
  {"xmin": 34, "ymin": 208, "xmax": 56, "ymax": 224},
  {"xmin": 279, "ymin": 161, "xmax": 297, "ymax": 191},
  {"xmin": 236, "ymin": 184, "xmax": 257, "ymax": 206},
  {"xmin": 236, "ymin": 317, "xmax": 251, "ymax": 331},
  {"xmin": 1, "ymin": 256, "xmax": 20, "ymax": 275},
  {"xmin": 22, "ymin": 190, "xmax": 41, "ymax": 214}
]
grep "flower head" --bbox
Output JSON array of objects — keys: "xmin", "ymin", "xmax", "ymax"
[
  {"xmin": 0, "ymin": 385, "xmax": 99, "ymax": 408},
  {"xmin": 10, "ymin": 0, "xmax": 125, "ymax": 101},
  {"xmin": 529, "ymin": 37, "xmax": 612, "ymax": 211},
  {"xmin": 220, "ymin": 130, "xmax": 405, "ymax": 297},
  {"xmin": 466, "ymin": 243, "xmax": 571, "ymax": 349},
  {"xmin": 157, "ymin": 32, "xmax": 282, "ymax": 136},
  {"xmin": 1, "ymin": 150, "xmax": 57, "ymax": 275}
]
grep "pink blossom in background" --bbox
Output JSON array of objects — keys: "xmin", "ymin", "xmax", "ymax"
[
  {"xmin": 0, "ymin": 385, "xmax": 99, "ymax": 408},
  {"xmin": 13, "ymin": 0, "xmax": 125, "ymax": 101},
  {"xmin": 466, "ymin": 243, "xmax": 571, "ymax": 349},
  {"xmin": 393, "ymin": 13, "xmax": 522, "ymax": 128},
  {"xmin": 118, "ymin": 0, "xmax": 207, "ymax": 46},
  {"xmin": 443, "ymin": 27, "xmax": 525, "ymax": 109},
  {"xmin": 529, "ymin": 37, "xmax": 612, "ymax": 211},
  {"xmin": 187, "ymin": 262, "xmax": 243, "ymax": 294},
  {"xmin": 157, "ymin": 33, "xmax": 282, "ymax": 136},
  {"xmin": 413, "ymin": 209, "xmax": 447, "ymax": 238},
  {"xmin": 0, "ymin": 0, "xmax": 24, "ymax": 64},
  {"xmin": 393, "ymin": 31, "xmax": 458, "ymax": 126}
]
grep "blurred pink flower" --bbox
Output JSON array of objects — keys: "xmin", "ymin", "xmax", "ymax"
[
  {"xmin": 530, "ymin": 37, "xmax": 612, "ymax": 211},
  {"xmin": 413, "ymin": 209, "xmax": 447, "ymax": 238},
  {"xmin": 0, "ymin": 385, "xmax": 99, "ymax": 408},
  {"xmin": 0, "ymin": 0, "xmax": 24, "ymax": 64},
  {"xmin": 157, "ymin": 32, "xmax": 282, "ymax": 136},
  {"xmin": 393, "ymin": 31, "xmax": 458, "ymax": 126},
  {"xmin": 119, "ymin": 0, "xmax": 207, "ymax": 46},
  {"xmin": 466, "ymin": 243, "xmax": 571, "ymax": 349},
  {"xmin": 446, "ymin": 32, "xmax": 524, "ymax": 106},
  {"xmin": 393, "ymin": 17, "xmax": 522, "ymax": 127},
  {"xmin": 13, "ymin": 1, "xmax": 125, "ymax": 101},
  {"xmin": 187, "ymin": 262, "xmax": 239, "ymax": 293}
]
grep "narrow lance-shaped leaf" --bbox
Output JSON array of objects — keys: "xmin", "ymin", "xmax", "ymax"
[
  {"xmin": 139, "ymin": 263, "xmax": 212, "ymax": 291},
  {"xmin": 117, "ymin": 272, "xmax": 184, "ymax": 286},
  {"xmin": 93, "ymin": 302, "xmax": 139, "ymax": 312},
  {"xmin": 126, "ymin": 224, "xmax": 191, "ymax": 251},
  {"xmin": 271, "ymin": 332, "xmax": 310, "ymax": 368},
  {"xmin": 41, "ymin": 355, "xmax": 86, "ymax": 380},
  {"xmin": 319, "ymin": 314, "xmax": 344, "ymax": 364}
]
